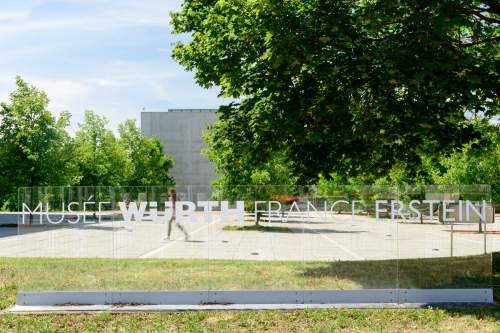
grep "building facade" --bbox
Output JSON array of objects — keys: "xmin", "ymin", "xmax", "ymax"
[{"xmin": 141, "ymin": 109, "xmax": 218, "ymax": 186}]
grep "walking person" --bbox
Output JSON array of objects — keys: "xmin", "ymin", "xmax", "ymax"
[{"xmin": 165, "ymin": 188, "xmax": 189, "ymax": 241}]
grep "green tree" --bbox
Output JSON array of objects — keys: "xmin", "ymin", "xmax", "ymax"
[
  {"xmin": 204, "ymin": 111, "xmax": 296, "ymax": 186},
  {"xmin": 0, "ymin": 77, "xmax": 75, "ymax": 210},
  {"xmin": 204, "ymin": 114, "xmax": 298, "ymax": 204},
  {"xmin": 428, "ymin": 120, "xmax": 500, "ymax": 204},
  {"xmin": 118, "ymin": 120, "xmax": 174, "ymax": 186},
  {"xmin": 172, "ymin": 0, "xmax": 499, "ymax": 184},
  {"xmin": 73, "ymin": 111, "xmax": 132, "ymax": 186}
]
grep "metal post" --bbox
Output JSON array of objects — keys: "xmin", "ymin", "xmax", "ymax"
[
  {"xmin": 450, "ymin": 223, "xmax": 454, "ymax": 257},
  {"xmin": 484, "ymin": 222, "xmax": 487, "ymax": 255}
]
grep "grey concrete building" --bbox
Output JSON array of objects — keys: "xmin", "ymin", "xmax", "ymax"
[{"xmin": 141, "ymin": 109, "xmax": 218, "ymax": 186}]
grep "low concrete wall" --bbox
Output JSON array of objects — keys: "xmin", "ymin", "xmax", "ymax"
[{"xmin": 15, "ymin": 289, "xmax": 493, "ymax": 307}]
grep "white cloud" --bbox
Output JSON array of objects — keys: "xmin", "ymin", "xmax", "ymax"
[
  {"xmin": 0, "ymin": 56, "xmax": 227, "ymax": 134},
  {"xmin": 0, "ymin": 8, "xmax": 32, "ymax": 22},
  {"xmin": 0, "ymin": 0, "xmax": 229, "ymax": 135},
  {"xmin": 0, "ymin": 0, "xmax": 181, "ymax": 34}
]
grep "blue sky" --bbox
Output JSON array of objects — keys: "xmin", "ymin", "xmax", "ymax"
[{"xmin": 0, "ymin": 0, "xmax": 228, "ymax": 133}]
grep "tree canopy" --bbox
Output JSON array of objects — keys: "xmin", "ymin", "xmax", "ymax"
[
  {"xmin": 429, "ymin": 119, "xmax": 500, "ymax": 203},
  {"xmin": 119, "ymin": 120, "xmax": 174, "ymax": 186},
  {"xmin": 0, "ymin": 78, "xmax": 175, "ymax": 210},
  {"xmin": 73, "ymin": 111, "xmax": 133, "ymax": 187},
  {"xmin": 172, "ymin": 0, "xmax": 499, "ymax": 184},
  {"xmin": 0, "ymin": 77, "xmax": 74, "ymax": 209}
]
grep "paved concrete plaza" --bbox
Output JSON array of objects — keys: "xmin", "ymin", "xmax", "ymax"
[{"xmin": 0, "ymin": 213, "xmax": 499, "ymax": 261}]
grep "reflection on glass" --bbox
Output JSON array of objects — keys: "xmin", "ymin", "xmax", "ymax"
[{"xmin": 4, "ymin": 185, "xmax": 491, "ymax": 293}]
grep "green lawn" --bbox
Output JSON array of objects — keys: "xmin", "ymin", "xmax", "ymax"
[
  {"xmin": 0, "ymin": 254, "xmax": 499, "ymax": 332},
  {"xmin": 0, "ymin": 307, "xmax": 499, "ymax": 332},
  {"xmin": 0, "ymin": 255, "xmax": 493, "ymax": 296}
]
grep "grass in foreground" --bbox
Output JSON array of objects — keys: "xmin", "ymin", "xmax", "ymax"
[
  {"xmin": 0, "ymin": 256, "xmax": 494, "ymax": 294},
  {"xmin": 0, "ymin": 254, "xmax": 496, "ymax": 309},
  {"xmin": 0, "ymin": 254, "xmax": 498, "ymax": 332},
  {"xmin": 1, "ymin": 307, "xmax": 500, "ymax": 332}
]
